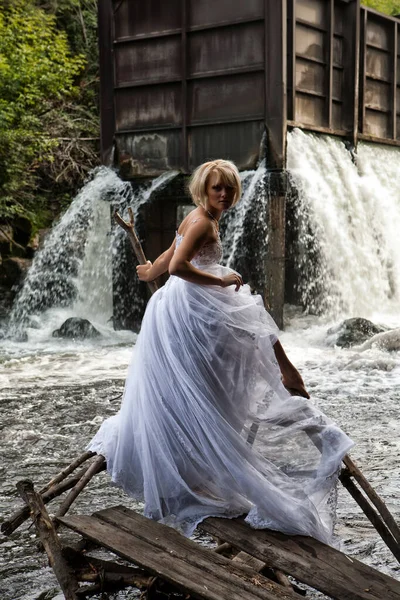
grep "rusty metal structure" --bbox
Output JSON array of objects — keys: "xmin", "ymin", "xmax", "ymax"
[{"xmin": 98, "ymin": 0, "xmax": 400, "ymax": 327}]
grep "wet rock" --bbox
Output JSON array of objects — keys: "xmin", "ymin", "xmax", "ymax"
[
  {"xmin": 38, "ymin": 228, "xmax": 50, "ymax": 249},
  {"xmin": 13, "ymin": 329, "xmax": 28, "ymax": 342},
  {"xmin": 0, "ymin": 285, "xmax": 16, "ymax": 319},
  {"xmin": 327, "ymin": 317, "xmax": 386, "ymax": 348},
  {"xmin": 13, "ymin": 216, "xmax": 32, "ymax": 247},
  {"xmin": 52, "ymin": 317, "xmax": 101, "ymax": 340},
  {"xmin": 358, "ymin": 328, "xmax": 400, "ymax": 352},
  {"xmin": 0, "ymin": 257, "xmax": 32, "ymax": 287},
  {"xmin": 0, "ymin": 225, "xmax": 13, "ymax": 257}
]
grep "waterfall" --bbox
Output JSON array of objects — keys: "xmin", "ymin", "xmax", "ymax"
[
  {"xmin": 287, "ymin": 128, "xmax": 400, "ymax": 319},
  {"xmin": 11, "ymin": 131, "xmax": 397, "ymax": 336},
  {"xmin": 8, "ymin": 167, "xmax": 177, "ymax": 335},
  {"xmin": 220, "ymin": 161, "xmax": 269, "ymax": 294}
]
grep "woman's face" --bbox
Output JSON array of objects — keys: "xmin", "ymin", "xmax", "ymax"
[{"xmin": 206, "ymin": 173, "xmax": 235, "ymax": 212}]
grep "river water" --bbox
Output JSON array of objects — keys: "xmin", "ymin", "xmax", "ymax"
[{"xmin": 1, "ymin": 134, "xmax": 400, "ymax": 599}]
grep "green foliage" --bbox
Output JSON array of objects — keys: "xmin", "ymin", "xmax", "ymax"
[
  {"xmin": 36, "ymin": 0, "xmax": 99, "ymax": 110},
  {"xmin": 0, "ymin": 0, "xmax": 100, "ymax": 233},
  {"xmin": 0, "ymin": 0, "xmax": 84, "ymax": 223},
  {"xmin": 362, "ymin": 0, "xmax": 400, "ymax": 16}
]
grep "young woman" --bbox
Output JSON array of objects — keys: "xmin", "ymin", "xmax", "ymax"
[{"xmin": 88, "ymin": 159, "xmax": 353, "ymax": 544}]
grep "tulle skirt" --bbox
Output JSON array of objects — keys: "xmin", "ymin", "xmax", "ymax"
[{"xmin": 88, "ymin": 264, "xmax": 354, "ymax": 543}]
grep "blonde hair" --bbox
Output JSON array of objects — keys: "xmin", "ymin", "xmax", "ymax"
[{"xmin": 188, "ymin": 160, "xmax": 242, "ymax": 207}]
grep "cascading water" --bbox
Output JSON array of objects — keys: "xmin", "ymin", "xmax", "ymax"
[
  {"xmin": 287, "ymin": 128, "xmax": 400, "ymax": 320},
  {"xmin": 7, "ymin": 167, "xmax": 177, "ymax": 338},
  {"xmin": 220, "ymin": 161, "xmax": 270, "ymax": 294}
]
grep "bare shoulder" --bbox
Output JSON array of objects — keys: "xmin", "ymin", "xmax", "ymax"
[{"xmin": 178, "ymin": 210, "xmax": 212, "ymax": 239}]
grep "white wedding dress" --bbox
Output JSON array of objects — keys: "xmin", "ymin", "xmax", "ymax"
[{"xmin": 88, "ymin": 230, "xmax": 354, "ymax": 543}]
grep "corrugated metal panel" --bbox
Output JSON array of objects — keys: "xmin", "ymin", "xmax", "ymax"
[
  {"xmin": 113, "ymin": 0, "xmax": 181, "ymax": 39},
  {"xmin": 98, "ymin": 0, "xmax": 400, "ymax": 172},
  {"xmin": 188, "ymin": 121, "xmax": 265, "ymax": 170},
  {"xmin": 290, "ymin": 0, "xmax": 358, "ymax": 134},
  {"xmin": 188, "ymin": 22, "xmax": 264, "ymax": 76},
  {"xmin": 359, "ymin": 8, "xmax": 398, "ymax": 141},
  {"xmin": 188, "ymin": 72, "xmax": 264, "ymax": 123},
  {"xmin": 114, "ymin": 37, "xmax": 182, "ymax": 85},
  {"xmin": 105, "ymin": 0, "xmax": 270, "ymax": 175},
  {"xmin": 188, "ymin": 0, "xmax": 264, "ymax": 28},
  {"xmin": 115, "ymin": 85, "xmax": 182, "ymax": 130}
]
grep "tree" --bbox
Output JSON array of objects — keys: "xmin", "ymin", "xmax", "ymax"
[
  {"xmin": 362, "ymin": 0, "xmax": 400, "ymax": 16},
  {"xmin": 0, "ymin": 0, "xmax": 99, "ymax": 229}
]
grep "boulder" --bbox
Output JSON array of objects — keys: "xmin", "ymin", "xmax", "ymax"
[
  {"xmin": 13, "ymin": 216, "xmax": 32, "ymax": 247},
  {"xmin": 0, "ymin": 225, "xmax": 13, "ymax": 257},
  {"xmin": 52, "ymin": 317, "xmax": 101, "ymax": 340},
  {"xmin": 38, "ymin": 228, "xmax": 50, "ymax": 249},
  {"xmin": 358, "ymin": 328, "xmax": 400, "ymax": 352},
  {"xmin": 0, "ymin": 257, "xmax": 32, "ymax": 287},
  {"xmin": 327, "ymin": 317, "xmax": 386, "ymax": 348}
]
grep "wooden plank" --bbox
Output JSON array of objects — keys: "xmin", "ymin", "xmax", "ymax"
[
  {"xmin": 340, "ymin": 469, "xmax": 400, "ymax": 563},
  {"xmin": 95, "ymin": 506, "xmax": 299, "ymax": 598},
  {"xmin": 58, "ymin": 508, "xmax": 299, "ymax": 600},
  {"xmin": 199, "ymin": 517, "xmax": 400, "ymax": 600},
  {"xmin": 17, "ymin": 480, "xmax": 79, "ymax": 600}
]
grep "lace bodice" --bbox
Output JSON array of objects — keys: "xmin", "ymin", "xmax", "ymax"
[{"xmin": 175, "ymin": 232, "xmax": 222, "ymax": 268}]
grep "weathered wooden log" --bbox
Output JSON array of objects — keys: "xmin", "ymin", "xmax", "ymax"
[
  {"xmin": 233, "ymin": 551, "xmax": 297, "ymax": 593},
  {"xmin": 56, "ymin": 454, "xmax": 107, "ymax": 517},
  {"xmin": 274, "ymin": 569, "xmax": 293, "ymax": 589},
  {"xmin": 214, "ymin": 542, "xmax": 233, "ymax": 555},
  {"xmin": 339, "ymin": 469, "xmax": 400, "ymax": 563},
  {"xmin": 343, "ymin": 455, "xmax": 400, "ymax": 545},
  {"xmin": 114, "ymin": 208, "xmax": 159, "ymax": 295},
  {"xmin": 60, "ymin": 507, "xmax": 301, "ymax": 600},
  {"xmin": 2, "ymin": 465, "xmax": 92, "ymax": 536},
  {"xmin": 16, "ymin": 479, "xmax": 79, "ymax": 600},
  {"xmin": 63, "ymin": 546, "xmax": 151, "ymax": 589},
  {"xmin": 56, "ymin": 455, "xmax": 106, "ymax": 519},
  {"xmin": 39, "ymin": 451, "xmax": 96, "ymax": 495}
]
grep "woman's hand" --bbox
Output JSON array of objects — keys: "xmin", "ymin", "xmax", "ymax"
[
  {"xmin": 136, "ymin": 261, "xmax": 153, "ymax": 282},
  {"xmin": 281, "ymin": 368, "xmax": 310, "ymax": 399},
  {"xmin": 221, "ymin": 273, "xmax": 243, "ymax": 292}
]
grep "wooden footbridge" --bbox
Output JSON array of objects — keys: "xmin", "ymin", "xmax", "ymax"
[
  {"xmin": 58, "ymin": 505, "xmax": 400, "ymax": 600},
  {"xmin": 3, "ymin": 450, "xmax": 400, "ymax": 600}
]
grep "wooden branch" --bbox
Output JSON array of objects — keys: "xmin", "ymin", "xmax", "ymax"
[
  {"xmin": 340, "ymin": 469, "xmax": 400, "ymax": 564},
  {"xmin": 0, "ymin": 227, "xmax": 25, "ymax": 251},
  {"xmin": 214, "ymin": 542, "xmax": 233, "ymax": 554},
  {"xmin": 233, "ymin": 551, "xmax": 296, "ymax": 593},
  {"xmin": 63, "ymin": 546, "xmax": 151, "ymax": 589},
  {"xmin": 40, "ymin": 451, "xmax": 96, "ymax": 495},
  {"xmin": 114, "ymin": 208, "xmax": 159, "ymax": 295},
  {"xmin": 16, "ymin": 480, "xmax": 79, "ymax": 600},
  {"xmin": 2, "ymin": 465, "xmax": 92, "ymax": 536},
  {"xmin": 56, "ymin": 455, "xmax": 106, "ymax": 519},
  {"xmin": 343, "ymin": 454, "xmax": 400, "ymax": 545},
  {"xmin": 274, "ymin": 569, "xmax": 293, "ymax": 589}
]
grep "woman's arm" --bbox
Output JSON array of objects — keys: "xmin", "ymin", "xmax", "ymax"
[
  {"xmin": 136, "ymin": 240, "xmax": 176, "ymax": 282},
  {"xmin": 168, "ymin": 221, "xmax": 243, "ymax": 290},
  {"xmin": 273, "ymin": 340, "xmax": 310, "ymax": 399}
]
